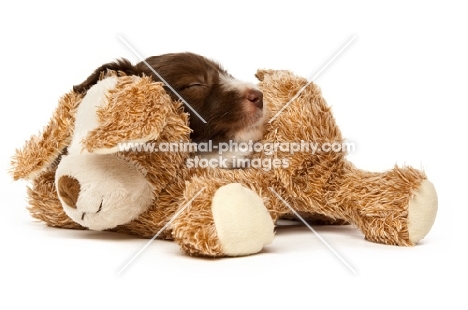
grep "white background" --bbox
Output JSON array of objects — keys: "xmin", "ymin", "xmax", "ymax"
[{"xmin": 1, "ymin": 1, "xmax": 466, "ymax": 308}]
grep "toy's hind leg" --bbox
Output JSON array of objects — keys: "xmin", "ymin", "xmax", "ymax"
[
  {"xmin": 339, "ymin": 166, "xmax": 437, "ymax": 246},
  {"xmin": 406, "ymin": 180, "xmax": 438, "ymax": 244}
]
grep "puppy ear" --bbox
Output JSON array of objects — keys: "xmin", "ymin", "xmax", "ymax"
[{"xmin": 73, "ymin": 58, "xmax": 135, "ymax": 94}]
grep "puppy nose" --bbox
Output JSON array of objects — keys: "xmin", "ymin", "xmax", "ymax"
[{"xmin": 246, "ymin": 89, "xmax": 263, "ymax": 109}]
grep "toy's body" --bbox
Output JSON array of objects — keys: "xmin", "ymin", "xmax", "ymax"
[{"xmin": 11, "ymin": 70, "xmax": 437, "ymax": 257}]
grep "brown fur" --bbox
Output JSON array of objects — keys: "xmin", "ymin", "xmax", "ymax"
[
  {"xmin": 10, "ymin": 91, "xmax": 82, "ymax": 181},
  {"xmin": 57, "ymin": 176, "xmax": 80, "ymax": 208},
  {"xmin": 12, "ymin": 69, "xmax": 436, "ymax": 257},
  {"xmin": 73, "ymin": 53, "xmax": 265, "ymax": 144}
]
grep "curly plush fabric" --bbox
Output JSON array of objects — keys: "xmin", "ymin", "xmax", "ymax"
[{"xmin": 11, "ymin": 69, "xmax": 438, "ymax": 257}]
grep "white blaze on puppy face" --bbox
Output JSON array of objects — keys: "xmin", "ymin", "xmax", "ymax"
[
  {"xmin": 219, "ymin": 73, "xmax": 260, "ymax": 93},
  {"xmin": 193, "ymin": 72, "xmax": 269, "ymax": 167},
  {"xmin": 218, "ymin": 73, "xmax": 268, "ymax": 143}
]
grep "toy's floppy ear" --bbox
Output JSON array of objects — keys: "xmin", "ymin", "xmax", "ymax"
[
  {"xmin": 256, "ymin": 69, "xmax": 295, "ymax": 82},
  {"xmin": 255, "ymin": 69, "xmax": 276, "ymax": 82},
  {"xmin": 10, "ymin": 91, "xmax": 82, "ymax": 180},
  {"xmin": 82, "ymin": 75, "xmax": 186, "ymax": 154}
]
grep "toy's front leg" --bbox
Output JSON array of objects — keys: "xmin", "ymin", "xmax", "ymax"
[
  {"xmin": 172, "ymin": 179, "xmax": 275, "ymax": 257},
  {"xmin": 341, "ymin": 166, "xmax": 437, "ymax": 246}
]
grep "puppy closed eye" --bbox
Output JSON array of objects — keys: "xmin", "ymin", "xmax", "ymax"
[{"xmin": 181, "ymin": 83, "xmax": 206, "ymax": 90}]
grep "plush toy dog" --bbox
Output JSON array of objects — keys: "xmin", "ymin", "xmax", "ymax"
[{"xmin": 11, "ymin": 70, "xmax": 438, "ymax": 257}]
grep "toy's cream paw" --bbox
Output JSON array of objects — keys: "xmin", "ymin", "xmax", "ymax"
[
  {"xmin": 56, "ymin": 154, "xmax": 154, "ymax": 231},
  {"xmin": 407, "ymin": 180, "xmax": 438, "ymax": 244},
  {"xmin": 211, "ymin": 183, "xmax": 275, "ymax": 256}
]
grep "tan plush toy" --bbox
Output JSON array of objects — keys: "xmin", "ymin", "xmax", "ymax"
[{"xmin": 11, "ymin": 69, "xmax": 438, "ymax": 257}]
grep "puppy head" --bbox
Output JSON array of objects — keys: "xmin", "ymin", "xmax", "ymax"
[
  {"xmin": 138, "ymin": 53, "xmax": 267, "ymax": 143},
  {"xmin": 205, "ymin": 73, "xmax": 266, "ymax": 143}
]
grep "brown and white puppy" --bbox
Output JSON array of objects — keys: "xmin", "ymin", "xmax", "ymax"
[{"xmin": 74, "ymin": 53, "xmax": 266, "ymax": 166}]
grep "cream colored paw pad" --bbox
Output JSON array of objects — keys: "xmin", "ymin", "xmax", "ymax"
[{"xmin": 212, "ymin": 183, "xmax": 275, "ymax": 256}]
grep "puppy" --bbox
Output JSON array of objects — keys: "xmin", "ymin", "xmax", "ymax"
[{"xmin": 74, "ymin": 53, "xmax": 267, "ymax": 167}]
